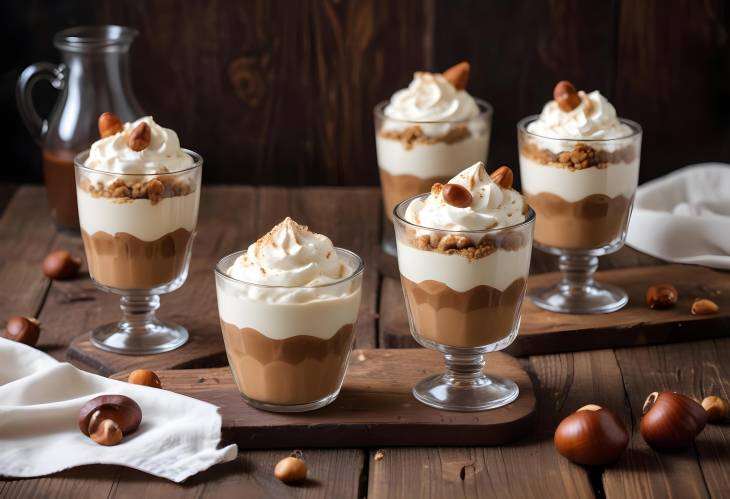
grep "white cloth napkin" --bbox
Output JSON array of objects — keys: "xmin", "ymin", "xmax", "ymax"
[
  {"xmin": 626, "ymin": 163, "xmax": 730, "ymax": 269},
  {"xmin": 0, "ymin": 338, "xmax": 237, "ymax": 482}
]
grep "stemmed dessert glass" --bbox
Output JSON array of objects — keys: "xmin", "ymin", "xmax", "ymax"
[
  {"xmin": 374, "ymin": 100, "xmax": 493, "ymax": 256},
  {"xmin": 517, "ymin": 117, "xmax": 642, "ymax": 314},
  {"xmin": 394, "ymin": 196, "xmax": 535, "ymax": 411},
  {"xmin": 74, "ymin": 150, "xmax": 202, "ymax": 354}
]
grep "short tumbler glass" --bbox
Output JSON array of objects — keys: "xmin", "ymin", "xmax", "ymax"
[
  {"xmin": 374, "ymin": 100, "xmax": 492, "ymax": 256},
  {"xmin": 215, "ymin": 249, "xmax": 364, "ymax": 412},
  {"xmin": 517, "ymin": 117, "xmax": 642, "ymax": 314},
  {"xmin": 74, "ymin": 149, "xmax": 202, "ymax": 354},
  {"xmin": 394, "ymin": 196, "xmax": 535, "ymax": 411}
]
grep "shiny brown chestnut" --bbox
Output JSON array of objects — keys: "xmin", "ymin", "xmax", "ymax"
[
  {"xmin": 641, "ymin": 391, "xmax": 707, "ymax": 451},
  {"xmin": 4, "ymin": 316, "xmax": 41, "ymax": 346},
  {"xmin": 442, "ymin": 183, "xmax": 472, "ymax": 208},
  {"xmin": 274, "ymin": 452, "xmax": 307, "ymax": 484},
  {"xmin": 553, "ymin": 80, "xmax": 582, "ymax": 112},
  {"xmin": 78, "ymin": 395, "xmax": 142, "ymax": 446},
  {"xmin": 42, "ymin": 250, "xmax": 81, "ymax": 280},
  {"xmin": 98, "ymin": 112, "xmax": 123, "ymax": 138},
  {"xmin": 127, "ymin": 369, "xmax": 162, "ymax": 389},
  {"xmin": 490, "ymin": 165, "xmax": 514, "ymax": 189},
  {"xmin": 646, "ymin": 283, "xmax": 678, "ymax": 309},
  {"xmin": 554, "ymin": 404, "xmax": 629, "ymax": 466},
  {"xmin": 701, "ymin": 396, "xmax": 730, "ymax": 423}
]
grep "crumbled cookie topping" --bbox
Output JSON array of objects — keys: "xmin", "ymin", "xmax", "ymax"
[
  {"xmin": 411, "ymin": 228, "xmax": 528, "ymax": 260},
  {"xmin": 80, "ymin": 175, "xmax": 194, "ymax": 205},
  {"xmin": 379, "ymin": 125, "xmax": 471, "ymax": 150},
  {"xmin": 520, "ymin": 142, "xmax": 636, "ymax": 170}
]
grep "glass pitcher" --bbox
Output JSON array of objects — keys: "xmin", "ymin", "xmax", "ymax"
[{"xmin": 16, "ymin": 25, "xmax": 144, "ymax": 231}]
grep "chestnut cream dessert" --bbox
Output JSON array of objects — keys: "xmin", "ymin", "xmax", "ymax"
[
  {"xmin": 396, "ymin": 162, "xmax": 531, "ymax": 348},
  {"xmin": 76, "ymin": 115, "xmax": 200, "ymax": 290},
  {"xmin": 215, "ymin": 218, "xmax": 363, "ymax": 409},
  {"xmin": 518, "ymin": 81, "xmax": 641, "ymax": 249},
  {"xmin": 376, "ymin": 62, "xmax": 490, "ymax": 220}
]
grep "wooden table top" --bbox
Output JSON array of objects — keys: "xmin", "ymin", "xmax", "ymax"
[{"xmin": 1, "ymin": 185, "xmax": 729, "ymax": 499}]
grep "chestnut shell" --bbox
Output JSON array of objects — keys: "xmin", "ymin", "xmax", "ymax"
[
  {"xmin": 554, "ymin": 407, "xmax": 629, "ymax": 466},
  {"xmin": 78, "ymin": 395, "xmax": 142, "ymax": 436},
  {"xmin": 641, "ymin": 392, "xmax": 707, "ymax": 451}
]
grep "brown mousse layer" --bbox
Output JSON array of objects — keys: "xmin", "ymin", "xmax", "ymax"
[
  {"xmin": 401, "ymin": 276, "xmax": 526, "ymax": 348},
  {"xmin": 81, "ymin": 228, "xmax": 193, "ymax": 289},
  {"xmin": 526, "ymin": 192, "xmax": 633, "ymax": 249},
  {"xmin": 220, "ymin": 321, "xmax": 355, "ymax": 406},
  {"xmin": 379, "ymin": 169, "xmax": 447, "ymax": 221}
]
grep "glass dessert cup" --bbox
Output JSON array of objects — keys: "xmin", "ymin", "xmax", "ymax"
[
  {"xmin": 74, "ymin": 149, "xmax": 202, "ymax": 354},
  {"xmin": 394, "ymin": 196, "xmax": 535, "ymax": 411},
  {"xmin": 374, "ymin": 100, "xmax": 492, "ymax": 256},
  {"xmin": 214, "ymin": 249, "xmax": 364, "ymax": 413},
  {"xmin": 517, "ymin": 117, "xmax": 642, "ymax": 314}
]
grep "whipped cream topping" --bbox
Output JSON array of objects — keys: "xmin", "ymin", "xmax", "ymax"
[
  {"xmin": 405, "ymin": 162, "xmax": 526, "ymax": 231},
  {"xmin": 527, "ymin": 90, "xmax": 633, "ymax": 140},
  {"xmin": 84, "ymin": 116, "xmax": 193, "ymax": 174},
  {"xmin": 227, "ymin": 218, "xmax": 356, "ymax": 303}
]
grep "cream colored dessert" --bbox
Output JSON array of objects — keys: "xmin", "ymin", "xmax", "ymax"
[
  {"xmin": 376, "ymin": 62, "xmax": 490, "ymax": 220},
  {"xmin": 76, "ymin": 115, "xmax": 200, "ymax": 290},
  {"xmin": 395, "ymin": 162, "xmax": 531, "ymax": 348},
  {"xmin": 215, "ymin": 218, "xmax": 363, "ymax": 408},
  {"xmin": 518, "ymin": 81, "xmax": 641, "ymax": 249}
]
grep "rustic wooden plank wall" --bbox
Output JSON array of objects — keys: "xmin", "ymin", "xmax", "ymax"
[{"xmin": 5, "ymin": 0, "xmax": 729, "ymax": 186}]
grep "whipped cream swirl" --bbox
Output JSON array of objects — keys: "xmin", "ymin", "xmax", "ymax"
[
  {"xmin": 84, "ymin": 116, "xmax": 193, "ymax": 174},
  {"xmin": 405, "ymin": 162, "xmax": 526, "ymax": 231},
  {"xmin": 527, "ymin": 90, "xmax": 633, "ymax": 140},
  {"xmin": 382, "ymin": 72, "xmax": 482, "ymax": 136},
  {"xmin": 227, "ymin": 218, "xmax": 355, "ymax": 303}
]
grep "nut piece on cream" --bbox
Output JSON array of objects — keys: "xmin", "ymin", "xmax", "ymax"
[{"xmin": 404, "ymin": 162, "xmax": 527, "ymax": 231}]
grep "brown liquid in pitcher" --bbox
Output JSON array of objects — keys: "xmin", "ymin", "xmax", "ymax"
[{"xmin": 42, "ymin": 149, "xmax": 79, "ymax": 230}]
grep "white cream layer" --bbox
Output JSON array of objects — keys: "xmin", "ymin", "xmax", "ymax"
[
  {"xmin": 376, "ymin": 134, "xmax": 489, "ymax": 178},
  {"xmin": 519, "ymin": 155, "xmax": 639, "ymax": 202},
  {"xmin": 77, "ymin": 188, "xmax": 200, "ymax": 241},
  {"xmin": 216, "ymin": 282, "xmax": 361, "ymax": 341},
  {"xmin": 396, "ymin": 241, "xmax": 531, "ymax": 292}
]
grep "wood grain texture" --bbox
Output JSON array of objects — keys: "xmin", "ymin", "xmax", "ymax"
[{"xmin": 111, "ymin": 349, "xmax": 536, "ymax": 448}]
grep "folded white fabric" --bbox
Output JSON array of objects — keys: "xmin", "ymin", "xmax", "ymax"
[
  {"xmin": 626, "ymin": 163, "xmax": 730, "ymax": 269},
  {"xmin": 0, "ymin": 338, "xmax": 237, "ymax": 482}
]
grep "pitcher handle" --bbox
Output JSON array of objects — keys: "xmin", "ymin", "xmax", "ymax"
[{"xmin": 15, "ymin": 62, "xmax": 66, "ymax": 146}]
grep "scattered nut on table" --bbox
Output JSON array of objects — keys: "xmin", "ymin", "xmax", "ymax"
[
  {"xmin": 646, "ymin": 284, "xmax": 678, "ymax": 309},
  {"xmin": 274, "ymin": 453, "xmax": 307, "ymax": 484},
  {"xmin": 691, "ymin": 298, "xmax": 719, "ymax": 316},
  {"xmin": 78, "ymin": 395, "xmax": 142, "ymax": 446},
  {"xmin": 701, "ymin": 396, "xmax": 730, "ymax": 423},
  {"xmin": 4, "ymin": 316, "xmax": 41, "ymax": 346},
  {"xmin": 641, "ymin": 392, "xmax": 707, "ymax": 451},
  {"xmin": 42, "ymin": 250, "xmax": 81, "ymax": 280},
  {"xmin": 554, "ymin": 403, "xmax": 629, "ymax": 465},
  {"xmin": 128, "ymin": 369, "xmax": 162, "ymax": 389}
]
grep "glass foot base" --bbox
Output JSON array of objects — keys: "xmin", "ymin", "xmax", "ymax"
[
  {"xmin": 240, "ymin": 389, "xmax": 340, "ymax": 413},
  {"xmin": 412, "ymin": 372, "xmax": 519, "ymax": 412},
  {"xmin": 90, "ymin": 320, "xmax": 189, "ymax": 355},
  {"xmin": 530, "ymin": 281, "xmax": 628, "ymax": 314}
]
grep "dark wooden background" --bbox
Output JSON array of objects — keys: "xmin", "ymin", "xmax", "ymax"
[{"xmin": 3, "ymin": 0, "xmax": 730, "ymax": 187}]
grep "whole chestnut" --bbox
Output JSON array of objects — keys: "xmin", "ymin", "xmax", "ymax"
[
  {"xmin": 128, "ymin": 369, "xmax": 162, "ymax": 389},
  {"xmin": 4, "ymin": 316, "xmax": 41, "ymax": 346},
  {"xmin": 554, "ymin": 404, "xmax": 629, "ymax": 465},
  {"xmin": 274, "ymin": 452, "xmax": 307, "ymax": 484},
  {"xmin": 42, "ymin": 250, "xmax": 81, "ymax": 280},
  {"xmin": 701, "ymin": 396, "xmax": 730, "ymax": 423},
  {"xmin": 78, "ymin": 395, "xmax": 142, "ymax": 446},
  {"xmin": 641, "ymin": 392, "xmax": 707, "ymax": 451}
]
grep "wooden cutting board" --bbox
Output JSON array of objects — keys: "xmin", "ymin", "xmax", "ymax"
[
  {"xmin": 380, "ymin": 264, "xmax": 730, "ymax": 356},
  {"xmin": 112, "ymin": 349, "xmax": 536, "ymax": 448}
]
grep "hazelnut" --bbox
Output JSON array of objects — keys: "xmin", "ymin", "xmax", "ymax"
[
  {"xmin": 98, "ymin": 112, "xmax": 123, "ymax": 138},
  {"xmin": 274, "ymin": 453, "xmax": 307, "ymax": 484},
  {"xmin": 128, "ymin": 369, "xmax": 162, "ymax": 389},
  {"xmin": 42, "ymin": 250, "xmax": 81, "ymax": 280},
  {"xmin": 442, "ymin": 61, "xmax": 470, "ymax": 90},
  {"xmin": 78, "ymin": 395, "xmax": 142, "ymax": 446},
  {"xmin": 691, "ymin": 298, "xmax": 719, "ymax": 316},
  {"xmin": 553, "ymin": 80, "xmax": 582, "ymax": 112},
  {"xmin": 490, "ymin": 166, "xmax": 514, "ymax": 189},
  {"xmin": 641, "ymin": 391, "xmax": 707, "ymax": 451},
  {"xmin": 4, "ymin": 316, "xmax": 41, "ymax": 346},
  {"xmin": 701, "ymin": 396, "xmax": 730, "ymax": 423},
  {"xmin": 554, "ymin": 404, "xmax": 629, "ymax": 465},
  {"xmin": 441, "ymin": 183, "xmax": 472, "ymax": 208},
  {"xmin": 646, "ymin": 284, "xmax": 678, "ymax": 309},
  {"xmin": 128, "ymin": 122, "xmax": 151, "ymax": 151}
]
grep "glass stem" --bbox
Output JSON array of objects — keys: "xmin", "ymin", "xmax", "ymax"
[
  {"xmin": 558, "ymin": 254, "xmax": 598, "ymax": 294},
  {"xmin": 118, "ymin": 295, "xmax": 160, "ymax": 335},
  {"xmin": 442, "ymin": 352, "xmax": 487, "ymax": 387}
]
